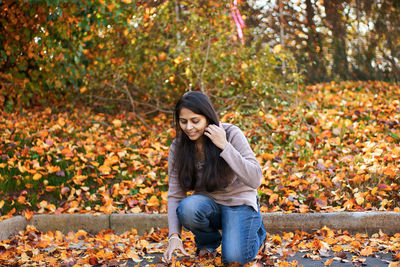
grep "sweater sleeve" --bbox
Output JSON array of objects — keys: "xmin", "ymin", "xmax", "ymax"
[
  {"xmin": 220, "ymin": 125, "xmax": 262, "ymax": 189},
  {"xmin": 167, "ymin": 139, "xmax": 186, "ymax": 237}
]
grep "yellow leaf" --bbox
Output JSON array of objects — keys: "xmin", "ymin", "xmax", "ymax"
[
  {"xmin": 80, "ymin": 86, "xmax": 87, "ymax": 93},
  {"xmin": 121, "ymin": 0, "xmax": 132, "ymax": 3},
  {"xmin": 0, "ymin": 200, "xmax": 4, "ymax": 209},
  {"xmin": 140, "ymin": 239, "xmax": 149, "ymax": 248},
  {"xmin": 47, "ymin": 165, "xmax": 61, "ymax": 173},
  {"xmin": 273, "ymin": 44, "xmax": 282, "ymax": 54},
  {"xmin": 332, "ymin": 245, "xmax": 342, "ymax": 252},
  {"xmin": 39, "ymin": 200, "xmax": 48, "ymax": 209},
  {"xmin": 127, "ymin": 249, "xmax": 142, "ymax": 262},
  {"xmin": 33, "ymin": 173, "xmax": 42, "ymax": 180},
  {"xmin": 272, "ymin": 234, "xmax": 282, "ymax": 245},
  {"xmin": 371, "ymin": 187, "xmax": 378, "ymax": 195},
  {"xmin": 99, "ymin": 165, "xmax": 111, "ymax": 174},
  {"xmin": 173, "ymin": 56, "xmax": 183, "ymax": 65},
  {"xmin": 58, "ymin": 117, "xmax": 66, "ymax": 127},
  {"xmin": 354, "ymin": 192, "xmax": 364, "ymax": 205},
  {"xmin": 112, "ymin": 119, "xmax": 122, "ymax": 128}
]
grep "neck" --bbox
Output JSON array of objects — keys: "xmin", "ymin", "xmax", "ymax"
[
  {"xmin": 195, "ymin": 137, "xmax": 203, "ymax": 150},
  {"xmin": 195, "ymin": 137, "xmax": 205, "ymax": 160}
]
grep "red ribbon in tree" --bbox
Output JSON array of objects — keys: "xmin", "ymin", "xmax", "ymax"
[{"xmin": 231, "ymin": 0, "xmax": 245, "ymax": 45}]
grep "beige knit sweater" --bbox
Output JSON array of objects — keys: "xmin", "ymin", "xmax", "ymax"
[{"xmin": 167, "ymin": 123, "xmax": 263, "ymax": 236}]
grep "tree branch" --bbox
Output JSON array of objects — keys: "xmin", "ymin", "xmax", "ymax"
[{"xmin": 200, "ymin": 35, "xmax": 211, "ymax": 93}]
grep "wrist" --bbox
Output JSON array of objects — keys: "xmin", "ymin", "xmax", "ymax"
[
  {"xmin": 221, "ymin": 141, "xmax": 228, "ymax": 150},
  {"xmin": 169, "ymin": 233, "xmax": 181, "ymax": 240},
  {"xmin": 168, "ymin": 234, "xmax": 182, "ymax": 243},
  {"xmin": 169, "ymin": 233, "xmax": 180, "ymax": 238}
]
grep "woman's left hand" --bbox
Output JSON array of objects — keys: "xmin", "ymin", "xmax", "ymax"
[{"xmin": 204, "ymin": 122, "xmax": 228, "ymax": 150}]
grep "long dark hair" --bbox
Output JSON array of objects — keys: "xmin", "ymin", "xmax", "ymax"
[{"xmin": 173, "ymin": 91, "xmax": 234, "ymax": 192}]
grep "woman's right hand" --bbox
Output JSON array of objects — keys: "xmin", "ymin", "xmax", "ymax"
[{"xmin": 163, "ymin": 234, "xmax": 189, "ymax": 264}]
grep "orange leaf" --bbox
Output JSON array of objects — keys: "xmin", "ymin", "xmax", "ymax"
[
  {"xmin": 393, "ymin": 252, "xmax": 400, "ymax": 261},
  {"xmin": 17, "ymin": 195, "xmax": 26, "ymax": 204},
  {"xmin": 147, "ymin": 195, "xmax": 160, "ymax": 207},
  {"xmin": 23, "ymin": 209, "xmax": 34, "ymax": 220},
  {"xmin": 127, "ymin": 249, "xmax": 142, "ymax": 263},
  {"xmin": 360, "ymin": 246, "xmax": 373, "ymax": 256},
  {"xmin": 315, "ymin": 197, "xmax": 327, "ymax": 208},
  {"xmin": 262, "ymin": 153, "xmax": 274, "ymax": 161},
  {"xmin": 383, "ymin": 168, "xmax": 395, "ymax": 178},
  {"xmin": 299, "ymin": 205, "xmax": 309, "ymax": 213},
  {"xmin": 350, "ymin": 240, "xmax": 361, "ymax": 249},
  {"xmin": 45, "ymin": 186, "xmax": 57, "ymax": 192},
  {"xmin": 7, "ymin": 208, "xmax": 16, "ymax": 216},
  {"xmin": 295, "ymin": 139, "xmax": 306, "ymax": 146},
  {"xmin": 47, "ymin": 165, "xmax": 61, "ymax": 173},
  {"xmin": 269, "ymin": 193, "xmax": 279, "ymax": 205},
  {"xmin": 324, "ymin": 258, "xmax": 334, "ymax": 266}
]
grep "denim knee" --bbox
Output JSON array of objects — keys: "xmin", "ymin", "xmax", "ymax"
[
  {"xmin": 176, "ymin": 194, "xmax": 220, "ymax": 231},
  {"xmin": 222, "ymin": 240, "xmax": 259, "ymax": 265}
]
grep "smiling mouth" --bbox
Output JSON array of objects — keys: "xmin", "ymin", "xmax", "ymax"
[{"xmin": 187, "ymin": 132, "xmax": 197, "ymax": 137}]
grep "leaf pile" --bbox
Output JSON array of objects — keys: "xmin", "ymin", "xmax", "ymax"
[
  {"xmin": 0, "ymin": 109, "xmax": 172, "ymax": 220},
  {"xmin": 248, "ymin": 81, "xmax": 400, "ymax": 213},
  {"xmin": 1, "ymin": 226, "xmax": 400, "ymax": 266},
  {"xmin": 1, "ymin": 81, "xmax": 400, "ymax": 220}
]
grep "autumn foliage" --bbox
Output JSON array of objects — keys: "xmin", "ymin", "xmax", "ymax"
[
  {"xmin": 1, "ymin": 81, "xmax": 400, "ymax": 221},
  {"xmin": 0, "ymin": 0, "xmax": 296, "ymax": 113},
  {"xmin": 1, "ymin": 225, "xmax": 400, "ymax": 266}
]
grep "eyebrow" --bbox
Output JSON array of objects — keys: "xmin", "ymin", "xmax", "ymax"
[{"xmin": 180, "ymin": 117, "xmax": 200, "ymax": 120}]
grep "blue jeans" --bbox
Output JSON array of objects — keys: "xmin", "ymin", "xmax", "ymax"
[{"xmin": 176, "ymin": 194, "xmax": 266, "ymax": 265}]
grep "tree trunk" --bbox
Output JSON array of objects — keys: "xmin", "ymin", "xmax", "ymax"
[
  {"xmin": 323, "ymin": 0, "xmax": 350, "ymax": 80},
  {"xmin": 305, "ymin": 0, "xmax": 327, "ymax": 81}
]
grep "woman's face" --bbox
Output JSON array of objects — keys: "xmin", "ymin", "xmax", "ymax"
[{"xmin": 179, "ymin": 107, "xmax": 208, "ymax": 141}]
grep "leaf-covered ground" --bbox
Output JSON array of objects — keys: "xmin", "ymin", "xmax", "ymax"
[
  {"xmin": 1, "ymin": 225, "xmax": 400, "ymax": 266},
  {"xmin": 1, "ymin": 81, "xmax": 400, "ymax": 221}
]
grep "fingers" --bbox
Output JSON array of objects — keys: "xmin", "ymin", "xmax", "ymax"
[
  {"xmin": 178, "ymin": 244, "xmax": 189, "ymax": 256},
  {"xmin": 163, "ymin": 241, "xmax": 189, "ymax": 264},
  {"xmin": 205, "ymin": 123, "xmax": 223, "ymax": 134},
  {"xmin": 163, "ymin": 248, "xmax": 172, "ymax": 263}
]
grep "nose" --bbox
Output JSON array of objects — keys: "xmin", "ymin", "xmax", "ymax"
[{"xmin": 186, "ymin": 122, "xmax": 193, "ymax": 130}]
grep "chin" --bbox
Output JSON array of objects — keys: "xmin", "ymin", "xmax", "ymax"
[
  {"xmin": 188, "ymin": 136, "xmax": 199, "ymax": 141},
  {"xmin": 186, "ymin": 133, "xmax": 201, "ymax": 141}
]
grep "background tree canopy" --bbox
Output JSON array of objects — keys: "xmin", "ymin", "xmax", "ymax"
[{"xmin": 0, "ymin": 0, "xmax": 399, "ymax": 113}]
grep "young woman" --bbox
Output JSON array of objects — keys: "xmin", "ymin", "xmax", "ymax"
[{"xmin": 163, "ymin": 91, "xmax": 266, "ymax": 265}]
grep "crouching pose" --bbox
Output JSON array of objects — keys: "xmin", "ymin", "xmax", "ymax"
[{"xmin": 163, "ymin": 91, "xmax": 266, "ymax": 265}]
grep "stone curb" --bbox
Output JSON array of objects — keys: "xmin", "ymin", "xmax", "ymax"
[
  {"xmin": 0, "ymin": 216, "xmax": 27, "ymax": 241},
  {"xmin": 1, "ymin": 212, "xmax": 399, "ymax": 241}
]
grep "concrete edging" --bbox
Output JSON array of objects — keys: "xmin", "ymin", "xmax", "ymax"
[
  {"xmin": 263, "ymin": 211, "xmax": 400, "ymax": 234},
  {"xmin": 0, "ymin": 216, "xmax": 27, "ymax": 241},
  {"xmin": 1, "ymin": 211, "xmax": 399, "ymax": 241}
]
